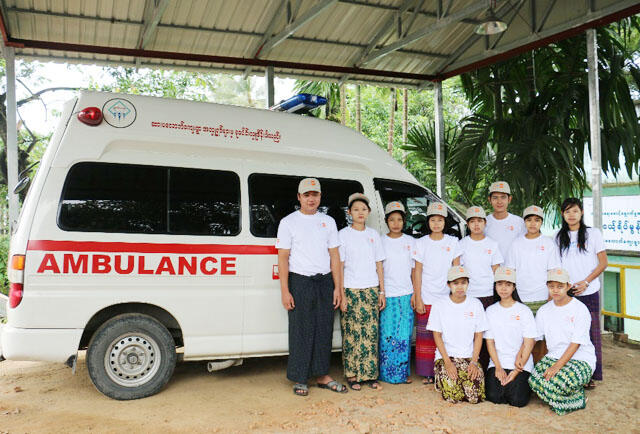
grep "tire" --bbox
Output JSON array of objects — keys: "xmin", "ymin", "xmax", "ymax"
[{"xmin": 86, "ymin": 313, "xmax": 177, "ymax": 400}]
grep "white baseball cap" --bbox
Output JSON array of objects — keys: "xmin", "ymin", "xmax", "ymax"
[
  {"xmin": 489, "ymin": 181, "xmax": 511, "ymax": 195},
  {"xmin": 298, "ymin": 178, "xmax": 321, "ymax": 194},
  {"xmin": 348, "ymin": 192, "xmax": 370, "ymax": 207},
  {"xmin": 384, "ymin": 201, "xmax": 405, "ymax": 215},
  {"xmin": 465, "ymin": 206, "xmax": 487, "ymax": 220},
  {"xmin": 547, "ymin": 268, "xmax": 571, "ymax": 284},
  {"xmin": 494, "ymin": 266, "xmax": 516, "ymax": 283},
  {"xmin": 427, "ymin": 202, "xmax": 447, "ymax": 217},
  {"xmin": 523, "ymin": 205, "xmax": 544, "ymax": 219},
  {"xmin": 447, "ymin": 265, "xmax": 469, "ymax": 282}
]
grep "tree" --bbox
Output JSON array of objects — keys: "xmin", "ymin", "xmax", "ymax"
[{"xmin": 411, "ymin": 17, "xmax": 640, "ymax": 214}]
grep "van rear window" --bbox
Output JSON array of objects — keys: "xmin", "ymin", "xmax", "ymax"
[
  {"xmin": 249, "ymin": 174, "xmax": 363, "ymax": 238},
  {"xmin": 58, "ymin": 162, "xmax": 240, "ymax": 236}
]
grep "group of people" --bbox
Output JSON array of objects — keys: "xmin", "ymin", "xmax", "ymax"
[{"xmin": 276, "ymin": 178, "xmax": 607, "ymax": 416}]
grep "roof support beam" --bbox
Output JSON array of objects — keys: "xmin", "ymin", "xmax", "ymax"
[
  {"xmin": 339, "ymin": 0, "xmax": 418, "ymax": 84},
  {"xmin": 360, "ymin": 0, "xmax": 489, "ymax": 66},
  {"xmin": 137, "ymin": 0, "xmax": 169, "ymax": 50},
  {"xmin": 259, "ymin": 0, "xmax": 338, "ymax": 56},
  {"xmin": 537, "ymin": 0, "xmax": 557, "ymax": 32},
  {"xmin": 243, "ymin": 0, "xmax": 286, "ymax": 79},
  {"xmin": 337, "ymin": 0, "xmax": 481, "ymax": 24}
]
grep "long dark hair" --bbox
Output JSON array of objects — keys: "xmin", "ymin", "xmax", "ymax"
[
  {"xmin": 492, "ymin": 282, "xmax": 523, "ymax": 304},
  {"xmin": 556, "ymin": 198, "xmax": 589, "ymax": 256}
]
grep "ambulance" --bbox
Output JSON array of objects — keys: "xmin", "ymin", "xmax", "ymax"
[{"xmin": 0, "ymin": 91, "xmax": 463, "ymax": 400}]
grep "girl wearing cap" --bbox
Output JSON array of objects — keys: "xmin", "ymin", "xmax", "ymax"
[
  {"xmin": 413, "ymin": 202, "xmax": 461, "ymax": 384},
  {"xmin": 555, "ymin": 198, "xmax": 607, "ymax": 387},
  {"xmin": 459, "ymin": 206, "xmax": 503, "ymax": 372},
  {"xmin": 427, "ymin": 266, "xmax": 488, "ymax": 403},
  {"xmin": 484, "ymin": 266, "xmax": 537, "ymax": 407},
  {"xmin": 485, "ymin": 181, "xmax": 526, "ymax": 258},
  {"xmin": 505, "ymin": 205, "xmax": 561, "ymax": 315},
  {"xmin": 379, "ymin": 201, "xmax": 416, "ymax": 384},
  {"xmin": 528, "ymin": 268, "xmax": 596, "ymax": 415},
  {"xmin": 339, "ymin": 192, "xmax": 386, "ymax": 390}
]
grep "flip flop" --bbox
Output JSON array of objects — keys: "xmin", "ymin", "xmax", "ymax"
[
  {"xmin": 423, "ymin": 376, "xmax": 435, "ymax": 385},
  {"xmin": 584, "ymin": 380, "xmax": 596, "ymax": 390},
  {"xmin": 317, "ymin": 380, "xmax": 348, "ymax": 394},
  {"xmin": 293, "ymin": 383, "xmax": 309, "ymax": 396},
  {"xmin": 367, "ymin": 380, "xmax": 382, "ymax": 390},
  {"xmin": 347, "ymin": 380, "xmax": 362, "ymax": 391}
]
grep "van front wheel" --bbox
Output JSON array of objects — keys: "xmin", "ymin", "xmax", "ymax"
[{"xmin": 86, "ymin": 313, "xmax": 176, "ymax": 400}]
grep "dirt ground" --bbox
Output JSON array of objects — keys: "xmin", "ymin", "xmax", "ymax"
[{"xmin": 1, "ymin": 335, "xmax": 639, "ymax": 434}]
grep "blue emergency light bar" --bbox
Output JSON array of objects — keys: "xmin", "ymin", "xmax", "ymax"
[{"xmin": 270, "ymin": 93, "xmax": 327, "ymax": 114}]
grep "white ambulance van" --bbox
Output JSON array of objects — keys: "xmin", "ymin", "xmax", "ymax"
[{"xmin": 1, "ymin": 91, "xmax": 463, "ymax": 400}]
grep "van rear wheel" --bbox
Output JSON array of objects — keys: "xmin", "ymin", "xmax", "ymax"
[{"xmin": 87, "ymin": 313, "xmax": 176, "ymax": 400}]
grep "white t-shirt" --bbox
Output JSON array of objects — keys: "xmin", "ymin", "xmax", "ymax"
[
  {"xmin": 484, "ymin": 302, "xmax": 537, "ymax": 372},
  {"xmin": 459, "ymin": 236, "xmax": 504, "ymax": 298},
  {"xmin": 276, "ymin": 210, "xmax": 340, "ymax": 276},
  {"xmin": 535, "ymin": 298, "xmax": 596, "ymax": 373},
  {"xmin": 413, "ymin": 234, "xmax": 462, "ymax": 305},
  {"xmin": 382, "ymin": 234, "xmax": 416, "ymax": 298},
  {"xmin": 339, "ymin": 226, "xmax": 386, "ymax": 289},
  {"xmin": 557, "ymin": 228, "xmax": 606, "ymax": 296},
  {"xmin": 427, "ymin": 296, "xmax": 488, "ymax": 360},
  {"xmin": 485, "ymin": 213, "xmax": 526, "ymax": 258},
  {"xmin": 506, "ymin": 235, "xmax": 561, "ymax": 302}
]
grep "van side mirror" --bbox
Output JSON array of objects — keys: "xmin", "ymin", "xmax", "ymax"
[{"xmin": 13, "ymin": 176, "xmax": 31, "ymax": 194}]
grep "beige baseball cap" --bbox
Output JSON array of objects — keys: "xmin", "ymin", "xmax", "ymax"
[
  {"xmin": 494, "ymin": 266, "xmax": 516, "ymax": 283},
  {"xmin": 447, "ymin": 265, "xmax": 469, "ymax": 282},
  {"xmin": 547, "ymin": 268, "xmax": 570, "ymax": 284},
  {"xmin": 427, "ymin": 202, "xmax": 447, "ymax": 217},
  {"xmin": 489, "ymin": 181, "xmax": 511, "ymax": 195},
  {"xmin": 348, "ymin": 192, "xmax": 370, "ymax": 207},
  {"xmin": 465, "ymin": 206, "xmax": 487, "ymax": 220},
  {"xmin": 523, "ymin": 205, "xmax": 544, "ymax": 219},
  {"xmin": 384, "ymin": 201, "xmax": 405, "ymax": 215},
  {"xmin": 298, "ymin": 178, "xmax": 321, "ymax": 194}
]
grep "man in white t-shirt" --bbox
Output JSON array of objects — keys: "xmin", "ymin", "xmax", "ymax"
[
  {"xmin": 485, "ymin": 181, "xmax": 526, "ymax": 258},
  {"xmin": 276, "ymin": 178, "xmax": 346, "ymax": 396}
]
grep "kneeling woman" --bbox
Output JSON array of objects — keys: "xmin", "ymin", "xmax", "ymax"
[
  {"xmin": 427, "ymin": 266, "xmax": 487, "ymax": 403},
  {"xmin": 485, "ymin": 266, "xmax": 537, "ymax": 407},
  {"xmin": 528, "ymin": 269, "xmax": 596, "ymax": 415}
]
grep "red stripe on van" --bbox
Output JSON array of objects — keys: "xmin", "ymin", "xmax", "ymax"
[{"xmin": 27, "ymin": 240, "xmax": 277, "ymax": 255}]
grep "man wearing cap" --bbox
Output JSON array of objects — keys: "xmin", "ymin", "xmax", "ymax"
[
  {"xmin": 276, "ymin": 178, "xmax": 346, "ymax": 396},
  {"xmin": 485, "ymin": 181, "xmax": 526, "ymax": 258}
]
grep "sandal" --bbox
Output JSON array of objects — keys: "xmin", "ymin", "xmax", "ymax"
[
  {"xmin": 423, "ymin": 376, "xmax": 435, "ymax": 385},
  {"xmin": 293, "ymin": 383, "xmax": 309, "ymax": 396},
  {"xmin": 317, "ymin": 380, "xmax": 348, "ymax": 394},
  {"xmin": 347, "ymin": 380, "xmax": 362, "ymax": 391},
  {"xmin": 584, "ymin": 380, "xmax": 596, "ymax": 390},
  {"xmin": 367, "ymin": 380, "xmax": 382, "ymax": 390}
]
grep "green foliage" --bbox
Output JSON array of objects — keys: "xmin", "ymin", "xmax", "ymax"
[{"xmin": 0, "ymin": 233, "xmax": 9, "ymax": 296}]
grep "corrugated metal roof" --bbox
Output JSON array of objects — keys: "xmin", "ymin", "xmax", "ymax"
[{"xmin": 1, "ymin": 0, "xmax": 638, "ymax": 87}]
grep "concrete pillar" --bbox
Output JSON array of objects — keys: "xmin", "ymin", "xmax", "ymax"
[
  {"xmin": 4, "ymin": 46, "xmax": 19, "ymax": 233},
  {"xmin": 587, "ymin": 28, "xmax": 604, "ymax": 332},
  {"xmin": 434, "ymin": 81, "xmax": 445, "ymax": 199},
  {"xmin": 265, "ymin": 66, "xmax": 275, "ymax": 108}
]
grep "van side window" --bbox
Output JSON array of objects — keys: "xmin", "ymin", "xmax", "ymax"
[
  {"xmin": 374, "ymin": 178, "xmax": 461, "ymax": 239},
  {"xmin": 59, "ymin": 162, "xmax": 240, "ymax": 236},
  {"xmin": 249, "ymin": 173, "xmax": 363, "ymax": 238},
  {"xmin": 169, "ymin": 168, "xmax": 240, "ymax": 236}
]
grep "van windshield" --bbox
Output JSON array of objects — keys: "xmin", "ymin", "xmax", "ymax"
[{"xmin": 374, "ymin": 178, "xmax": 461, "ymax": 239}]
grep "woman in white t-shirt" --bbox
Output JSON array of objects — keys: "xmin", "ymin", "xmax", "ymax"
[
  {"xmin": 339, "ymin": 193, "xmax": 386, "ymax": 391},
  {"xmin": 379, "ymin": 201, "xmax": 416, "ymax": 385},
  {"xmin": 555, "ymin": 198, "xmax": 607, "ymax": 386},
  {"xmin": 413, "ymin": 202, "xmax": 461, "ymax": 384},
  {"xmin": 484, "ymin": 266, "xmax": 536, "ymax": 407},
  {"xmin": 427, "ymin": 266, "xmax": 488, "ymax": 404},
  {"xmin": 528, "ymin": 268, "xmax": 596, "ymax": 416},
  {"xmin": 458, "ymin": 206, "xmax": 503, "ymax": 372}
]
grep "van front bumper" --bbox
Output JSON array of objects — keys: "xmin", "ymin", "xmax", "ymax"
[{"xmin": 1, "ymin": 325, "xmax": 82, "ymax": 363}]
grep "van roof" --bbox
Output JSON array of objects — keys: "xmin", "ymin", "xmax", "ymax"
[{"xmin": 69, "ymin": 91, "xmax": 419, "ymax": 186}]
